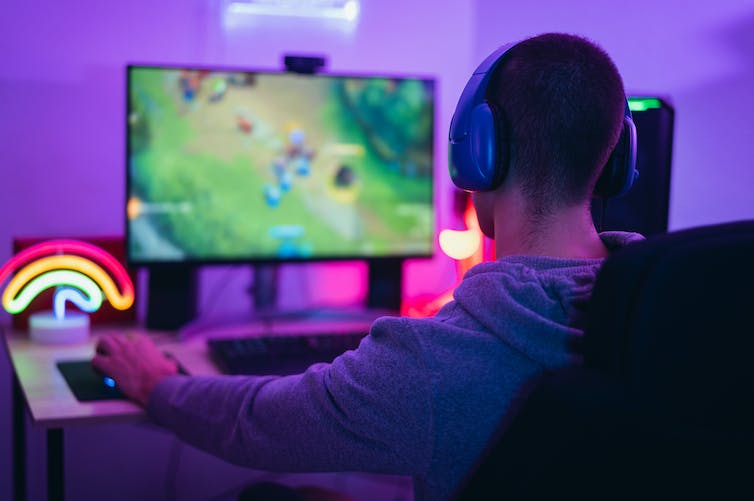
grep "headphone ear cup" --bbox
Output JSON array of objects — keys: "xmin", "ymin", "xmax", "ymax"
[
  {"xmin": 488, "ymin": 103, "xmax": 509, "ymax": 190},
  {"xmin": 469, "ymin": 103, "xmax": 499, "ymax": 190},
  {"xmin": 451, "ymin": 103, "xmax": 501, "ymax": 192},
  {"xmin": 449, "ymin": 42, "xmax": 517, "ymax": 192},
  {"xmin": 594, "ymin": 115, "xmax": 638, "ymax": 198}
]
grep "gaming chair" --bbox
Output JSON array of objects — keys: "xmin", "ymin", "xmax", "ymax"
[{"xmin": 451, "ymin": 220, "xmax": 754, "ymax": 500}]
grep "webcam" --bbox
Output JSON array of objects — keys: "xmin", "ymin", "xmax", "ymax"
[{"xmin": 283, "ymin": 54, "xmax": 327, "ymax": 74}]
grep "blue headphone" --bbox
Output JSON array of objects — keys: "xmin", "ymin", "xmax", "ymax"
[{"xmin": 449, "ymin": 42, "xmax": 638, "ymax": 198}]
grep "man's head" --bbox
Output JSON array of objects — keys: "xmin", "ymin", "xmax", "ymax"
[
  {"xmin": 465, "ymin": 33, "xmax": 627, "ymax": 237},
  {"xmin": 488, "ymin": 33, "xmax": 626, "ymax": 207}
]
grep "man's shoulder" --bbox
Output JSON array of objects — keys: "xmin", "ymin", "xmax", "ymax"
[{"xmin": 600, "ymin": 231, "xmax": 645, "ymax": 251}]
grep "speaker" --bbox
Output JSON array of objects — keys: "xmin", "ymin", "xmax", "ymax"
[
  {"xmin": 145, "ymin": 267, "xmax": 197, "ymax": 330},
  {"xmin": 592, "ymin": 97, "xmax": 675, "ymax": 236},
  {"xmin": 366, "ymin": 259, "xmax": 403, "ymax": 312}
]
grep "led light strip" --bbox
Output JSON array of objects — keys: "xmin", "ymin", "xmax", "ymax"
[
  {"xmin": 228, "ymin": 0, "xmax": 360, "ymax": 21},
  {"xmin": 628, "ymin": 97, "xmax": 662, "ymax": 112}
]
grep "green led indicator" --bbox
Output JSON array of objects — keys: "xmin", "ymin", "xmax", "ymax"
[{"xmin": 628, "ymin": 98, "xmax": 662, "ymax": 112}]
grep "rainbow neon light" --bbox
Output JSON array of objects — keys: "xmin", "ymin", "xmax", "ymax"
[{"xmin": 0, "ymin": 240, "xmax": 135, "ymax": 320}]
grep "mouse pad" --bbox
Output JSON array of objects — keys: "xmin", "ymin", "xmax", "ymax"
[{"xmin": 57, "ymin": 360, "xmax": 126, "ymax": 401}]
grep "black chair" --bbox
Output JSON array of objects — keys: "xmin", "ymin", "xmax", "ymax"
[{"xmin": 453, "ymin": 220, "xmax": 754, "ymax": 500}]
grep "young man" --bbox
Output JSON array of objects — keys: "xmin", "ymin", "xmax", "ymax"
[{"xmin": 95, "ymin": 33, "xmax": 643, "ymax": 501}]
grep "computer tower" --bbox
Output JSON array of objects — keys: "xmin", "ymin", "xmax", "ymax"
[{"xmin": 592, "ymin": 97, "xmax": 675, "ymax": 237}]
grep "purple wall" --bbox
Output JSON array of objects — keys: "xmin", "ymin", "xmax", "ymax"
[
  {"xmin": 473, "ymin": 0, "xmax": 754, "ymax": 229},
  {"xmin": 0, "ymin": 0, "xmax": 473, "ymax": 316}
]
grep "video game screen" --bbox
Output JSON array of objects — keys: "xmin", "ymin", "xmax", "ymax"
[{"xmin": 126, "ymin": 65, "xmax": 435, "ymax": 263}]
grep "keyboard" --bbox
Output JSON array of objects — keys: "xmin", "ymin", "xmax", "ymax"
[{"xmin": 207, "ymin": 332, "xmax": 368, "ymax": 375}]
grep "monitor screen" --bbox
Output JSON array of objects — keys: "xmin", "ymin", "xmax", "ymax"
[{"xmin": 126, "ymin": 65, "xmax": 435, "ymax": 264}]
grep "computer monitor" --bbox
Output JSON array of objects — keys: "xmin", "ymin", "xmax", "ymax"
[
  {"xmin": 591, "ymin": 96, "xmax": 674, "ymax": 237},
  {"xmin": 126, "ymin": 65, "xmax": 436, "ymax": 265},
  {"xmin": 126, "ymin": 64, "xmax": 436, "ymax": 327}
]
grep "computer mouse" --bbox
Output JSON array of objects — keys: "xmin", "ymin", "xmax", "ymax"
[
  {"xmin": 102, "ymin": 374, "xmax": 117, "ymax": 388},
  {"xmin": 91, "ymin": 363, "xmax": 118, "ymax": 388},
  {"xmin": 87, "ymin": 351, "xmax": 188, "ymax": 391}
]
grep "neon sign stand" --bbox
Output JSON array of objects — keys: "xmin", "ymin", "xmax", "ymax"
[{"xmin": 0, "ymin": 240, "xmax": 135, "ymax": 344}]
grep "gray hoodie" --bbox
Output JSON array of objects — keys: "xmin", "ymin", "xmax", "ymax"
[{"xmin": 148, "ymin": 231, "xmax": 644, "ymax": 500}]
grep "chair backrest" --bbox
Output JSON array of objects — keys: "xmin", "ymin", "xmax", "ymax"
[{"xmin": 453, "ymin": 220, "xmax": 754, "ymax": 500}]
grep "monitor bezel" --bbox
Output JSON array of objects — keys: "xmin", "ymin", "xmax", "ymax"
[{"xmin": 125, "ymin": 62, "xmax": 437, "ymax": 268}]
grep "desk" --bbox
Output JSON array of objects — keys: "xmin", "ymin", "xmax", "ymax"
[
  {"xmin": 5, "ymin": 326, "xmax": 153, "ymax": 501},
  {"xmin": 4, "ymin": 316, "xmax": 377, "ymax": 501}
]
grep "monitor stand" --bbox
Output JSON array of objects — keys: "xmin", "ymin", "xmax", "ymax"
[
  {"xmin": 178, "ymin": 261, "xmax": 402, "ymax": 339},
  {"xmin": 145, "ymin": 266, "xmax": 198, "ymax": 330},
  {"xmin": 366, "ymin": 259, "xmax": 403, "ymax": 312},
  {"xmin": 251, "ymin": 263, "xmax": 280, "ymax": 315},
  {"xmin": 250, "ymin": 261, "xmax": 403, "ymax": 320}
]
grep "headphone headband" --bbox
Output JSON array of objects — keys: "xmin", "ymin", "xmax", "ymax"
[{"xmin": 449, "ymin": 42, "xmax": 514, "ymax": 142}]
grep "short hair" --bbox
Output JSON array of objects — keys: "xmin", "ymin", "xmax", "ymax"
[{"xmin": 486, "ymin": 33, "xmax": 626, "ymax": 214}]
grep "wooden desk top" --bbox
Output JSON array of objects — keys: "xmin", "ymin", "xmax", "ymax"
[
  {"xmin": 3, "ymin": 314, "xmax": 378, "ymax": 428},
  {"xmin": 4, "ymin": 326, "xmax": 150, "ymax": 428}
]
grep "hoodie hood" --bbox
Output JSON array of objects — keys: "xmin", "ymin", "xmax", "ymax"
[{"xmin": 448, "ymin": 231, "xmax": 644, "ymax": 367}]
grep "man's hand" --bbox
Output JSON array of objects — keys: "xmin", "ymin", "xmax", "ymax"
[{"xmin": 92, "ymin": 333, "xmax": 179, "ymax": 407}]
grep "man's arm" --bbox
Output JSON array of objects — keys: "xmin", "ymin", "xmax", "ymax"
[{"xmin": 98, "ymin": 318, "xmax": 434, "ymax": 475}]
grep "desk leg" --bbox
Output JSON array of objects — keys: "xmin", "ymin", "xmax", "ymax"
[
  {"xmin": 47, "ymin": 428, "xmax": 64, "ymax": 501},
  {"xmin": 12, "ymin": 376, "xmax": 64, "ymax": 501},
  {"xmin": 13, "ymin": 376, "xmax": 26, "ymax": 501}
]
